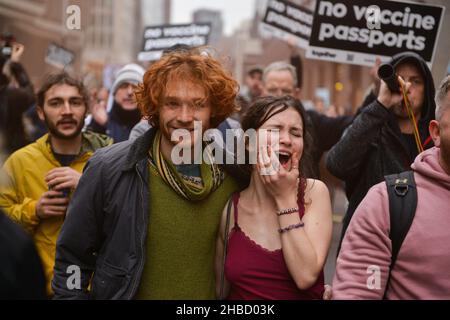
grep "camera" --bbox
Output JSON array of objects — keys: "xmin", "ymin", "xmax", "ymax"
[
  {"xmin": 377, "ymin": 63, "xmax": 400, "ymax": 93},
  {"xmin": 1, "ymin": 33, "xmax": 16, "ymax": 60}
]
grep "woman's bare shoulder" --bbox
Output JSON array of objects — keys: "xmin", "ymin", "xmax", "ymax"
[{"xmin": 305, "ymin": 178, "xmax": 330, "ymax": 200}]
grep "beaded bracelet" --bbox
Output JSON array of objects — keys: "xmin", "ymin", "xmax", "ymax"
[
  {"xmin": 276, "ymin": 207, "xmax": 299, "ymax": 216},
  {"xmin": 278, "ymin": 222, "xmax": 305, "ymax": 234}
]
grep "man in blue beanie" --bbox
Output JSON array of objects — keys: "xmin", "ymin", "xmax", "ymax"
[{"xmin": 89, "ymin": 63, "xmax": 145, "ymax": 143}]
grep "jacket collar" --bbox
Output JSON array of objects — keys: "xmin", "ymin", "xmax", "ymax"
[
  {"xmin": 122, "ymin": 127, "xmax": 157, "ymax": 171},
  {"xmin": 122, "ymin": 126, "xmax": 250, "ymax": 190},
  {"xmin": 37, "ymin": 132, "xmax": 109, "ymax": 166}
]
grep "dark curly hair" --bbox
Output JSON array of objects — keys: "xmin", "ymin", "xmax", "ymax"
[
  {"xmin": 135, "ymin": 47, "xmax": 239, "ymax": 128},
  {"xmin": 240, "ymin": 95, "xmax": 314, "ymax": 180}
]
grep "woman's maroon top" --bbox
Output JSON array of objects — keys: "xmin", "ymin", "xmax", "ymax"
[{"xmin": 225, "ymin": 185, "xmax": 325, "ymax": 300}]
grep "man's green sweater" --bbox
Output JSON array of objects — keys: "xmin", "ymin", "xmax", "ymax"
[{"xmin": 135, "ymin": 165, "xmax": 238, "ymax": 299}]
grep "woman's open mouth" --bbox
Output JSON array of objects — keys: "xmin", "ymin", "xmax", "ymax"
[{"xmin": 278, "ymin": 151, "xmax": 292, "ymax": 169}]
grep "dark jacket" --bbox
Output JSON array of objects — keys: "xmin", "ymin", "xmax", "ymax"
[
  {"xmin": 326, "ymin": 52, "xmax": 436, "ymax": 244},
  {"xmin": 52, "ymin": 128, "xmax": 246, "ymax": 299},
  {"xmin": 24, "ymin": 104, "xmax": 47, "ymax": 141},
  {"xmin": 0, "ymin": 210, "xmax": 47, "ymax": 299},
  {"xmin": 306, "ymin": 110, "xmax": 353, "ymax": 178},
  {"xmin": 88, "ymin": 101, "xmax": 141, "ymax": 143},
  {"xmin": 0, "ymin": 61, "xmax": 35, "ymax": 154},
  {"xmin": 52, "ymin": 128, "xmax": 155, "ymax": 299},
  {"xmin": 289, "ymin": 52, "xmax": 354, "ymax": 178}
]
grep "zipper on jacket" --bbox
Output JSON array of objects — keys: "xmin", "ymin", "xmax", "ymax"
[{"xmin": 128, "ymin": 164, "xmax": 147, "ymax": 299}]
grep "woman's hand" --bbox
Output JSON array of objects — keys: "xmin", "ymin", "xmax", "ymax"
[{"xmin": 257, "ymin": 143, "xmax": 299, "ymax": 207}]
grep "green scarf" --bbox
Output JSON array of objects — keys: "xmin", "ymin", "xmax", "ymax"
[{"xmin": 148, "ymin": 130, "xmax": 224, "ymax": 201}]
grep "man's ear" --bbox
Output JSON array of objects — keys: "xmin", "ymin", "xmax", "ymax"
[
  {"xmin": 36, "ymin": 106, "xmax": 45, "ymax": 122},
  {"xmin": 261, "ymin": 85, "xmax": 269, "ymax": 97},
  {"xmin": 429, "ymin": 120, "xmax": 441, "ymax": 147},
  {"xmin": 294, "ymin": 87, "xmax": 302, "ymax": 100}
]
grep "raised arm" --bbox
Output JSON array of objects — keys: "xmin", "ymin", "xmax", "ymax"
[
  {"xmin": 276, "ymin": 179, "xmax": 332, "ymax": 290},
  {"xmin": 257, "ymin": 148, "xmax": 332, "ymax": 290},
  {"xmin": 326, "ymin": 78, "xmax": 408, "ymax": 181},
  {"xmin": 326, "ymin": 100, "xmax": 394, "ymax": 181}
]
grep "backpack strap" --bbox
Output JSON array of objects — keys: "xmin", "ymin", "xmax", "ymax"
[
  {"xmin": 385, "ymin": 170, "xmax": 417, "ymax": 267},
  {"xmin": 219, "ymin": 196, "xmax": 233, "ymax": 300},
  {"xmin": 384, "ymin": 170, "xmax": 417, "ymax": 297}
]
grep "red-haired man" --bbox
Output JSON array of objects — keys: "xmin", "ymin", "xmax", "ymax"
[{"xmin": 52, "ymin": 48, "xmax": 243, "ymax": 299}]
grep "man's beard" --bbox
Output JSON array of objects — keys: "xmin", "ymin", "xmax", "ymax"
[
  {"xmin": 160, "ymin": 124, "xmax": 198, "ymax": 149},
  {"xmin": 159, "ymin": 121, "xmax": 207, "ymax": 164},
  {"xmin": 392, "ymin": 101, "xmax": 410, "ymax": 119},
  {"xmin": 44, "ymin": 115, "xmax": 85, "ymax": 140},
  {"xmin": 392, "ymin": 100, "xmax": 424, "ymax": 122}
]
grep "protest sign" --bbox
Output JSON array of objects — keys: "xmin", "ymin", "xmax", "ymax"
[
  {"xmin": 45, "ymin": 43, "xmax": 75, "ymax": 69},
  {"xmin": 260, "ymin": 0, "xmax": 314, "ymax": 50},
  {"xmin": 306, "ymin": 0, "xmax": 444, "ymax": 67},
  {"xmin": 138, "ymin": 23, "xmax": 211, "ymax": 61}
]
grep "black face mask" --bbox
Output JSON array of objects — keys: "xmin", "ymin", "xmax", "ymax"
[{"xmin": 111, "ymin": 100, "xmax": 141, "ymax": 126}]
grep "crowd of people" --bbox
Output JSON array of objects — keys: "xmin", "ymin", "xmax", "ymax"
[{"xmin": 0, "ymin": 39, "xmax": 449, "ymax": 300}]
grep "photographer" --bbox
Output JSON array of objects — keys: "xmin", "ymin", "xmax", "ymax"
[
  {"xmin": 332, "ymin": 76, "xmax": 450, "ymax": 299},
  {"xmin": 0, "ymin": 34, "xmax": 35, "ymax": 154},
  {"xmin": 326, "ymin": 52, "xmax": 436, "ymax": 247}
]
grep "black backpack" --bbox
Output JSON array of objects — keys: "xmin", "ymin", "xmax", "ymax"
[{"xmin": 384, "ymin": 170, "xmax": 417, "ymax": 291}]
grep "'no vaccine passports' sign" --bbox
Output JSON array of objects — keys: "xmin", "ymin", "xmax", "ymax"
[{"xmin": 305, "ymin": 0, "xmax": 444, "ymax": 67}]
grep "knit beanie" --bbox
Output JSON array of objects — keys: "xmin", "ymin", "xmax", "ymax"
[
  {"xmin": 106, "ymin": 63, "xmax": 145, "ymax": 112},
  {"xmin": 111, "ymin": 63, "xmax": 145, "ymax": 94}
]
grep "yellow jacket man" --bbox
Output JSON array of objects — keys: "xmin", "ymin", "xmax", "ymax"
[{"xmin": 0, "ymin": 73, "xmax": 112, "ymax": 295}]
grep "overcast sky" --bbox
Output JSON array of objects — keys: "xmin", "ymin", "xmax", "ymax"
[{"xmin": 171, "ymin": 0, "xmax": 257, "ymax": 35}]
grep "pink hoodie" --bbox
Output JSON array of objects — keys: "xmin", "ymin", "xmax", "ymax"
[{"xmin": 333, "ymin": 147, "xmax": 450, "ymax": 299}]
